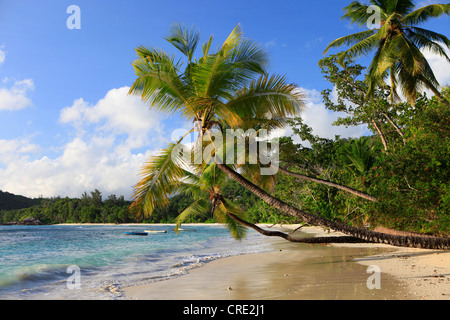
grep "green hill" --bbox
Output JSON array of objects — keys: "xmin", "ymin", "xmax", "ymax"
[{"xmin": 0, "ymin": 190, "xmax": 42, "ymax": 211}]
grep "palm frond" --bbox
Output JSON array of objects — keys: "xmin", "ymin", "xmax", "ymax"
[
  {"xmin": 216, "ymin": 201, "xmax": 247, "ymax": 240},
  {"xmin": 395, "ymin": 32, "xmax": 429, "ymax": 76},
  {"xmin": 384, "ymin": 0, "xmax": 415, "ymax": 15},
  {"xmin": 238, "ymin": 117, "xmax": 288, "ymax": 131},
  {"xmin": 192, "ymin": 24, "xmax": 243, "ymax": 97},
  {"xmin": 366, "ymin": 43, "xmax": 394, "ymax": 97},
  {"xmin": 406, "ymin": 31, "xmax": 450, "ymax": 63},
  {"xmin": 337, "ymin": 33, "xmax": 381, "ymax": 64},
  {"xmin": 394, "ymin": 56, "xmax": 440, "ymax": 103},
  {"xmin": 131, "ymin": 142, "xmax": 189, "ymax": 217},
  {"xmin": 402, "ymin": 4, "xmax": 450, "ymax": 25},
  {"xmin": 129, "ymin": 47, "xmax": 189, "ymax": 114},
  {"xmin": 164, "ymin": 22, "xmax": 200, "ymax": 62},
  {"xmin": 408, "ymin": 27, "xmax": 450, "ymax": 48},
  {"xmin": 202, "ymin": 35, "xmax": 214, "ymax": 60},
  {"xmin": 225, "ymin": 74, "xmax": 306, "ymax": 124},
  {"xmin": 324, "ymin": 29, "xmax": 377, "ymax": 55},
  {"xmin": 342, "ymin": 2, "xmax": 375, "ymax": 27},
  {"xmin": 175, "ymin": 198, "xmax": 211, "ymax": 233},
  {"xmin": 341, "ymin": 138, "xmax": 374, "ymax": 176},
  {"xmin": 229, "ymin": 38, "xmax": 268, "ymax": 78},
  {"xmin": 335, "ymin": 11, "xmax": 400, "ymax": 65}
]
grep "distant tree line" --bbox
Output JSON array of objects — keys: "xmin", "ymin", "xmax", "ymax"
[
  {"xmin": 0, "ymin": 183, "xmax": 291, "ymax": 225},
  {"xmin": 0, "ymin": 190, "xmax": 134, "ymax": 224},
  {"xmin": 0, "ymin": 190, "xmax": 42, "ymax": 211}
]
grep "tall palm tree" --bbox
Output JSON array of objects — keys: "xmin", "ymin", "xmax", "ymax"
[
  {"xmin": 130, "ymin": 23, "xmax": 450, "ymax": 249},
  {"xmin": 129, "ymin": 23, "xmax": 305, "ymax": 217},
  {"xmin": 324, "ymin": 0, "xmax": 450, "ymax": 105}
]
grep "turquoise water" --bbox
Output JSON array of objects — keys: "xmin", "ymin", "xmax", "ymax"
[{"xmin": 0, "ymin": 224, "xmax": 271, "ymax": 299}]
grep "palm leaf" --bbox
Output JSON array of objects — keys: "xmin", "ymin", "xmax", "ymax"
[
  {"xmin": 384, "ymin": 0, "xmax": 415, "ymax": 15},
  {"xmin": 366, "ymin": 43, "xmax": 393, "ymax": 97},
  {"xmin": 202, "ymin": 35, "xmax": 214, "ymax": 60},
  {"xmin": 164, "ymin": 22, "xmax": 200, "ymax": 62},
  {"xmin": 324, "ymin": 30, "xmax": 377, "ymax": 55},
  {"xmin": 395, "ymin": 32, "xmax": 429, "ymax": 76},
  {"xmin": 407, "ymin": 31, "xmax": 450, "ymax": 63},
  {"xmin": 199, "ymin": 163, "xmax": 229, "ymax": 189},
  {"xmin": 225, "ymin": 74, "xmax": 305, "ymax": 123},
  {"xmin": 341, "ymin": 11, "xmax": 401, "ymax": 58},
  {"xmin": 129, "ymin": 47, "xmax": 189, "ymax": 114},
  {"xmin": 408, "ymin": 27, "xmax": 450, "ymax": 48},
  {"xmin": 402, "ymin": 4, "xmax": 450, "ymax": 25},
  {"xmin": 131, "ymin": 142, "xmax": 189, "ymax": 217},
  {"xmin": 175, "ymin": 198, "xmax": 211, "ymax": 233},
  {"xmin": 337, "ymin": 33, "xmax": 382, "ymax": 64},
  {"xmin": 216, "ymin": 201, "xmax": 247, "ymax": 240},
  {"xmin": 342, "ymin": 2, "xmax": 377, "ymax": 26}
]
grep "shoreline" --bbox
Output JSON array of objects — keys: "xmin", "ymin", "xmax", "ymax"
[{"xmin": 122, "ymin": 224, "xmax": 450, "ymax": 300}]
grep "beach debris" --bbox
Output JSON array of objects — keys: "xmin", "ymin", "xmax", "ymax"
[
  {"xmin": 4, "ymin": 217, "xmax": 43, "ymax": 225},
  {"xmin": 104, "ymin": 284, "xmax": 122, "ymax": 297}
]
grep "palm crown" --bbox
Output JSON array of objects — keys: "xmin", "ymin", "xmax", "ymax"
[{"xmin": 324, "ymin": 0, "xmax": 450, "ymax": 104}]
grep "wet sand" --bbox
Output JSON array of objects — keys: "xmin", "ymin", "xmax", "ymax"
[{"xmin": 122, "ymin": 225, "xmax": 450, "ymax": 300}]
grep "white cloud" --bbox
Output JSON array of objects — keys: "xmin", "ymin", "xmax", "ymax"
[
  {"xmin": 0, "ymin": 140, "xmax": 156, "ymax": 199},
  {"xmin": 422, "ymin": 44, "xmax": 450, "ymax": 87},
  {"xmin": 59, "ymin": 86, "xmax": 166, "ymax": 152},
  {"xmin": 0, "ymin": 47, "xmax": 5, "ymax": 65},
  {"xmin": 0, "ymin": 86, "xmax": 168, "ymax": 199},
  {"xmin": 0, "ymin": 78, "xmax": 34, "ymax": 111},
  {"xmin": 0, "ymin": 138, "xmax": 40, "ymax": 164}
]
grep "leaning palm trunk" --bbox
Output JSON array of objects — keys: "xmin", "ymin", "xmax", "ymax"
[
  {"xmin": 226, "ymin": 211, "xmax": 368, "ymax": 244},
  {"xmin": 217, "ymin": 162, "xmax": 450, "ymax": 250},
  {"xmin": 277, "ymin": 167, "xmax": 378, "ymax": 202}
]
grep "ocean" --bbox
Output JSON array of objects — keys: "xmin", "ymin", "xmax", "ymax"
[{"xmin": 0, "ymin": 224, "xmax": 272, "ymax": 300}]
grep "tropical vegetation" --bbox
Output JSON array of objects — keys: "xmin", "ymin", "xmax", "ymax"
[
  {"xmin": 1, "ymin": 1, "xmax": 449, "ymax": 250},
  {"xmin": 0, "ymin": 190, "xmax": 134, "ymax": 224},
  {"xmin": 126, "ymin": 7, "xmax": 450, "ymax": 249}
]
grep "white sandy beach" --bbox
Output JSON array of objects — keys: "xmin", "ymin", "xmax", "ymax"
[{"xmin": 122, "ymin": 224, "xmax": 450, "ymax": 300}]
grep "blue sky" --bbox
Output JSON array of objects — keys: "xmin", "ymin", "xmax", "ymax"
[{"xmin": 0, "ymin": 0, "xmax": 449, "ymax": 199}]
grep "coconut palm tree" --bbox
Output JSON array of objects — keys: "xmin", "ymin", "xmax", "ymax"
[
  {"xmin": 129, "ymin": 23, "xmax": 305, "ymax": 217},
  {"xmin": 324, "ymin": 0, "xmax": 450, "ymax": 105},
  {"xmin": 130, "ymin": 23, "xmax": 450, "ymax": 249}
]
